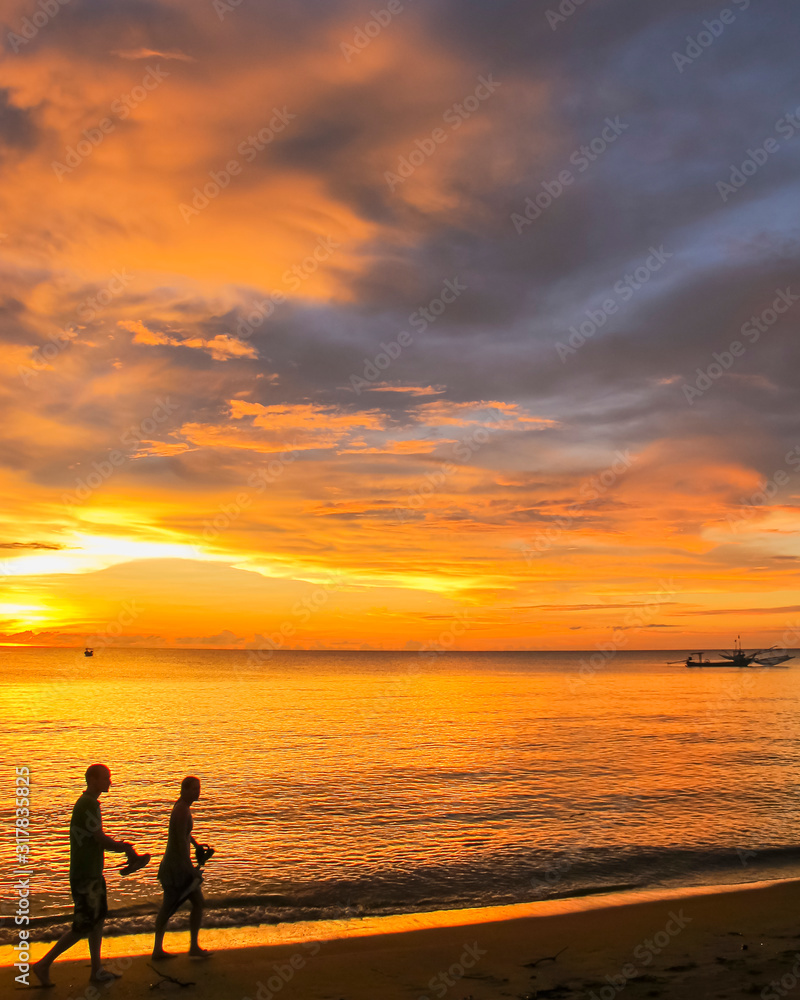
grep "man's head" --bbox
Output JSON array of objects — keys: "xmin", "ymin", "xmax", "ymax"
[
  {"xmin": 85, "ymin": 764, "xmax": 111, "ymax": 795},
  {"xmin": 181, "ymin": 775, "xmax": 201, "ymax": 802}
]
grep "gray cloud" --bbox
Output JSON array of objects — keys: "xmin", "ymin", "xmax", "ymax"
[
  {"xmin": 0, "ymin": 88, "xmax": 39, "ymax": 160},
  {"xmin": 3, "ymin": 0, "xmax": 799, "ymax": 501}
]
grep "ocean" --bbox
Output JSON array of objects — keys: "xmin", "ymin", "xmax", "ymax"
[{"xmin": 2, "ymin": 646, "xmax": 800, "ymax": 942}]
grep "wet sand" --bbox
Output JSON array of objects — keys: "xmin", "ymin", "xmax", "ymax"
[{"xmin": 7, "ymin": 879, "xmax": 800, "ymax": 999}]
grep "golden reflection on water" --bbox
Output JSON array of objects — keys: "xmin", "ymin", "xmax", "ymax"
[{"xmin": 2, "ymin": 647, "xmax": 800, "ymax": 922}]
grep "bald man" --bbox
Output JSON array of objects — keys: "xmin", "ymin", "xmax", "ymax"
[{"xmin": 31, "ymin": 765, "xmax": 141, "ymax": 986}]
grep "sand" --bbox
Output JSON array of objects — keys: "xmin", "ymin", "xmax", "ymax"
[{"xmin": 6, "ymin": 879, "xmax": 800, "ymax": 999}]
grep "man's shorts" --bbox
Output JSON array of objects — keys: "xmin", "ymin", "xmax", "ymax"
[
  {"xmin": 70, "ymin": 876, "xmax": 108, "ymax": 933},
  {"xmin": 159, "ymin": 871, "xmax": 204, "ymax": 916}
]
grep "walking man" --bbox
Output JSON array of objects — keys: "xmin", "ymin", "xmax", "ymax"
[
  {"xmin": 152, "ymin": 775, "xmax": 211, "ymax": 959},
  {"xmin": 32, "ymin": 764, "xmax": 141, "ymax": 986}
]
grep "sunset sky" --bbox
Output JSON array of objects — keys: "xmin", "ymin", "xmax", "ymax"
[{"xmin": 1, "ymin": 0, "xmax": 799, "ymax": 651}]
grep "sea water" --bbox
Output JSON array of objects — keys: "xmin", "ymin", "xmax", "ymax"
[{"xmin": 1, "ymin": 647, "xmax": 800, "ymax": 941}]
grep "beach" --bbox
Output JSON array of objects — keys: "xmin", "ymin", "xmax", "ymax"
[
  {"xmin": 6, "ymin": 879, "xmax": 800, "ymax": 999},
  {"xmin": 6, "ymin": 649, "xmax": 800, "ymax": 997}
]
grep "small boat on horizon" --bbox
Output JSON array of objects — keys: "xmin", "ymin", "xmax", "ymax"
[
  {"xmin": 84, "ymin": 647, "xmax": 93, "ymax": 657},
  {"xmin": 673, "ymin": 636, "xmax": 793, "ymax": 668}
]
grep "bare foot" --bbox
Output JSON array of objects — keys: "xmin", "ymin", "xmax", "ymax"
[
  {"xmin": 90, "ymin": 968, "xmax": 122, "ymax": 982},
  {"xmin": 151, "ymin": 950, "xmax": 176, "ymax": 960},
  {"xmin": 30, "ymin": 961, "xmax": 54, "ymax": 988},
  {"xmin": 189, "ymin": 947, "xmax": 213, "ymax": 958}
]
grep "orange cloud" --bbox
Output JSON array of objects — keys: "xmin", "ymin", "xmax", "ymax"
[
  {"xmin": 118, "ymin": 320, "xmax": 258, "ymax": 359},
  {"xmin": 0, "ymin": 3, "xmax": 796, "ymax": 651},
  {"xmin": 111, "ymin": 48, "xmax": 195, "ymax": 62}
]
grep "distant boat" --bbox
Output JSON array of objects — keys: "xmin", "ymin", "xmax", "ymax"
[
  {"xmin": 84, "ymin": 647, "xmax": 93, "ymax": 657},
  {"xmin": 752, "ymin": 649, "xmax": 794, "ymax": 668},
  {"xmin": 673, "ymin": 636, "xmax": 793, "ymax": 668},
  {"xmin": 682, "ymin": 653, "xmax": 735, "ymax": 668}
]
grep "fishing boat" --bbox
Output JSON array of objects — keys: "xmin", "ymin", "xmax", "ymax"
[
  {"xmin": 751, "ymin": 648, "xmax": 793, "ymax": 668},
  {"xmin": 682, "ymin": 653, "xmax": 736, "ymax": 668},
  {"xmin": 84, "ymin": 647, "xmax": 93, "ymax": 657},
  {"xmin": 673, "ymin": 636, "xmax": 794, "ymax": 668}
]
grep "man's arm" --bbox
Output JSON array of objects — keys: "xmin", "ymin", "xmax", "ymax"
[
  {"xmin": 92, "ymin": 828, "xmax": 135, "ymax": 855},
  {"xmin": 89, "ymin": 807, "xmax": 135, "ymax": 857}
]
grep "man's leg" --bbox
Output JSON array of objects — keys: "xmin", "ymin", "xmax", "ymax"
[
  {"xmin": 30, "ymin": 929, "xmax": 83, "ymax": 986},
  {"xmin": 88, "ymin": 919, "xmax": 104, "ymax": 979},
  {"xmin": 87, "ymin": 919, "xmax": 120, "ymax": 981},
  {"xmin": 152, "ymin": 894, "xmax": 176, "ymax": 959},
  {"xmin": 77, "ymin": 877, "xmax": 117, "ymax": 981},
  {"xmin": 188, "ymin": 890, "xmax": 210, "ymax": 956}
]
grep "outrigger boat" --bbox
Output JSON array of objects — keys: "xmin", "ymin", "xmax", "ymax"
[
  {"xmin": 672, "ymin": 636, "xmax": 794, "ymax": 669},
  {"xmin": 682, "ymin": 653, "xmax": 737, "ymax": 668},
  {"xmin": 752, "ymin": 650, "xmax": 794, "ymax": 667}
]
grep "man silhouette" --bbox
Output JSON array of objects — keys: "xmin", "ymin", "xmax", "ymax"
[
  {"xmin": 152, "ymin": 775, "xmax": 211, "ymax": 959},
  {"xmin": 31, "ymin": 764, "xmax": 141, "ymax": 986}
]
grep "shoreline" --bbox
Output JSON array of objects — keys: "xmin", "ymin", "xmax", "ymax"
[
  {"xmin": 0, "ymin": 873, "xmax": 779, "ymax": 947},
  {"xmin": 6, "ymin": 877, "xmax": 800, "ymax": 998}
]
